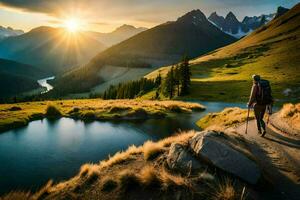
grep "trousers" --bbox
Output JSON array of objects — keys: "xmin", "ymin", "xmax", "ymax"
[{"xmin": 254, "ymin": 104, "xmax": 266, "ymax": 132}]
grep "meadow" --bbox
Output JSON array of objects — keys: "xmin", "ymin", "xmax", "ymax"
[{"xmin": 0, "ymin": 99, "xmax": 205, "ymax": 133}]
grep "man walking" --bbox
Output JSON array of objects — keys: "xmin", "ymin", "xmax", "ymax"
[{"xmin": 247, "ymin": 75, "xmax": 273, "ymax": 137}]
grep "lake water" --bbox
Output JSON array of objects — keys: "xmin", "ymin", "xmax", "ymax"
[
  {"xmin": 37, "ymin": 76, "xmax": 55, "ymax": 94},
  {"xmin": 0, "ymin": 101, "xmax": 245, "ymax": 194}
]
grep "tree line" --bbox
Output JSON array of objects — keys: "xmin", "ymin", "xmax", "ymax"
[{"xmin": 101, "ymin": 56, "xmax": 191, "ymax": 100}]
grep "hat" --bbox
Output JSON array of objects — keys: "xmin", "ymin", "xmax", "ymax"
[{"xmin": 252, "ymin": 74, "xmax": 260, "ymax": 82}]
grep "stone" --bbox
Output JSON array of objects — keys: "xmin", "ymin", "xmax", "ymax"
[
  {"xmin": 189, "ymin": 131, "xmax": 261, "ymax": 184},
  {"xmin": 167, "ymin": 143, "xmax": 203, "ymax": 174}
]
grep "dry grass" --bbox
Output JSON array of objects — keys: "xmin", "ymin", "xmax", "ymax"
[
  {"xmin": 138, "ymin": 165, "xmax": 160, "ymax": 187},
  {"xmin": 279, "ymin": 103, "xmax": 300, "ymax": 130},
  {"xmin": 159, "ymin": 169, "xmax": 192, "ymax": 190},
  {"xmin": 99, "ymin": 145, "xmax": 142, "ymax": 169},
  {"xmin": 0, "ymin": 191, "xmax": 31, "ymax": 200},
  {"xmin": 197, "ymin": 107, "xmax": 255, "ymax": 130},
  {"xmin": 101, "ymin": 178, "xmax": 118, "ymax": 192},
  {"xmin": 209, "ymin": 178, "xmax": 245, "ymax": 200},
  {"xmin": 271, "ymin": 103, "xmax": 300, "ymax": 137},
  {"xmin": 32, "ymin": 180, "xmax": 53, "ymax": 200},
  {"xmin": 118, "ymin": 169, "xmax": 140, "ymax": 190},
  {"xmin": 143, "ymin": 141, "xmax": 165, "ymax": 160}
]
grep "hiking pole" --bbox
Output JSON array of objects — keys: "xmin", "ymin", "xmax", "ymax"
[{"xmin": 245, "ymin": 107, "xmax": 250, "ymax": 134}]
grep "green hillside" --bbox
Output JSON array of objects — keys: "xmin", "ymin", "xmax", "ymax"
[
  {"xmin": 52, "ymin": 10, "xmax": 236, "ymax": 95},
  {"xmin": 0, "ymin": 58, "xmax": 46, "ymax": 98},
  {"xmin": 146, "ymin": 3, "xmax": 300, "ymax": 103}
]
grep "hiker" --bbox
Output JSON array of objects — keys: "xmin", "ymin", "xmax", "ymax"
[{"xmin": 247, "ymin": 75, "xmax": 273, "ymax": 137}]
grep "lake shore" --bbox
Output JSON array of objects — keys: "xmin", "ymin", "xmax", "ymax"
[{"xmin": 0, "ymin": 99, "xmax": 205, "ymax": 133}]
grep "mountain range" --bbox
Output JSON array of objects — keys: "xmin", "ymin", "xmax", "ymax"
[
  {"xmin": 0, "ymin": 26, "xmax": 106, "ymax": 74},
  {"xmin": 88, "ymin": 24, "xmax": 148, "ymax": 47},
  {"xmin": 208, "ymin": 6, "xmax": 289, "ymax": 38},
  {"xmin": 0, "ymin": 26, "xmax": 24, "ymax": 40},
  {"xmin": 51, "ymin": 9, "xmax": 237, "ymax": 95}
]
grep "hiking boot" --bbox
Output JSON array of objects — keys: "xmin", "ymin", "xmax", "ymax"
[
  {"xmin": 258, "ymin": 130, "xmax": 262, "ymax": 135},
  {"xmin": 261, "ymin": 130, "xmax": 267, "ymax": 137}
]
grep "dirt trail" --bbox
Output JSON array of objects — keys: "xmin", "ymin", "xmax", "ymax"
[{"xmin": 235, "ymin": 120, "xmax": 300, "ymax": 200}]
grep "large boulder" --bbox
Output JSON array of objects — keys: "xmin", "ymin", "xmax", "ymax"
[
  {"xmin": 167, "ymin": 143, "xmax": 203, "ymax": 174},
  {"xmin": 189, "ymin": 131, "xmax": 261, "ymax": 184}
]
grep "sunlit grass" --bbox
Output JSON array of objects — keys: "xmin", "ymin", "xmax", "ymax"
[{"xmin": 0, "ymin": 99, "xmax": 205, "ymax": 133}]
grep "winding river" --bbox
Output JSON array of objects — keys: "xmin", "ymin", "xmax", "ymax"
[
  {"xmin": 0, "ymin": 101, "xmax": 244, "ymax": 194},
  {"xmin": 37, "ymin": 76, "xmax": 55, "ymax": 94}
]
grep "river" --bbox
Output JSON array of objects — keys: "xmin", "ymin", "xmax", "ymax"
[
  {"xmin": 0, "ymin": 101, "xmax": 245, "ymax": 194},
  {"xmin": 37, "ymin": 76, "xmax": 55, "ymax": 94}
]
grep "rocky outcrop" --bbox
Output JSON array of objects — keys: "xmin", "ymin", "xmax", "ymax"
[
  {"xmin": 189, "ymin": 131, "xmax": 261, "ymax": 184},
  {"xmin": 167, "ymin": 143, "xmax": 203, "ymax": 174}
]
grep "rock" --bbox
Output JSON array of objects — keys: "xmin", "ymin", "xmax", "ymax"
[
  {"xmin": 189, "ymin": 131, "xmax": 261, "ymax": 184},
  {"xmin": 167, "ymin": 143, "xmax": 203, "ymax": 174}
]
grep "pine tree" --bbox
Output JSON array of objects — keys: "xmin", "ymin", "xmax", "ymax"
[
  {"xmin": 179, "ymin": 55, "xmax": 191, "ymax": 96},
  {"xmin": 174, "ymin": 65, "xmax": 181, "ymax": 96},
  {"xmin": 164, "ymin": 66, "xmax": 175, "ymax": 99},
  {"xmin": 155, "ymin": 73, "xmax": 162, "ymax": 87}
]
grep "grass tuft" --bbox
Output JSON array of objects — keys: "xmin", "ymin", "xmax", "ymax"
[
  {"xmin": 143, "ymin": 141, "xmax": 165, "ymax": 160},
  {"xmin": 45, "ymin": 105, "xmax": 62, "ymax": 118},
  {"xmin": 138, "ymin": 165, "xmax": 161, "ymax": 187},
  {"xmin": 33, "ymin": 180, "xmax": 53, "ymax": 199}
]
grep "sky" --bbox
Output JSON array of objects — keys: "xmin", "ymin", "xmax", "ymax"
[{"xmin": 0, "ymin": 0, "xmax": 299, "ymax": 33}]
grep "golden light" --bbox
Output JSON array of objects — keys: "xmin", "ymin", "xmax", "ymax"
[{"xmin": 64, "ymin": 18, "xmax": 80, "ymax": 33}]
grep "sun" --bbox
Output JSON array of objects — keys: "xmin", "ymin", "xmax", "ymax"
[{"xmin": 64, "ymin": 19, "xmax": 80, "ymax": 33}]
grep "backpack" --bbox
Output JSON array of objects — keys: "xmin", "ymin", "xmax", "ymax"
[{"xmin": 256, "ymin": 79, "xmax": 273, "ymax": 105}]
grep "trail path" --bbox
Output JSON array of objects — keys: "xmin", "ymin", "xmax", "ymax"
[{"xmin": 235, "ymin": 120, "xmax": 300, "ymax": 200}]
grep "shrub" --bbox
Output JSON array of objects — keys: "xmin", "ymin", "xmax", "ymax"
[{"xmin": 45, "ymin": 105, "xmax": 62, "ymax": 118}]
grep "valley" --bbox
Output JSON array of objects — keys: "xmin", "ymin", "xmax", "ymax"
[{"xmin": 0, "ymin": 1, "xmax": 299, "ymax": 200}]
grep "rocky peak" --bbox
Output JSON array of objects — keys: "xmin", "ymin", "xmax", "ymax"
[
  {"xmin": 225, "ymin": 11, "xmax": 239, "ymax": 23},
  {"xmin": 275, "ymin": 6, "xmax": 289, "ymax": 18},
  {"xmin": 177, "ymin": 9, "xmax": 208, "ymax": 24}
]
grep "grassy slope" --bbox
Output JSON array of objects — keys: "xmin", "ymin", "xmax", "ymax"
[
  {"xmin": 146, "ymin": 3, "xmax": 300, "ymax": 102},
  {"xmin": 0, "ymin": 99, "xmax": 205, "ymax": 133},
  {"xmin": 0, "ymin": 58, "xmax": 47, "ymax": 98}
]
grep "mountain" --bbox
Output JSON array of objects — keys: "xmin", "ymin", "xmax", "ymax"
[
  {"xmin": 0, "ymin": 26, "xmax": 106, "ymax": 74},
  {"xmin": 275, "ymin": 6, "xmax": 290, "ymax": 18},
  {"xmin": 242, "ymin": 13, "xmax": 275, "ymax": 30},
  {"xmin": 208, "ymin": 9, "xmax": 285, "ymax": 39},
  {"xmin": 0, "ymin": 26, "xmax": 24, "ymax": 40},
  {"xmin": 89, "ymin": 24, "xmax": 148, "ymax": 46},
  {"xmin": 209, "ymin": 11, "xmax": 250, "ymax": 38},
  {"xmin": 52, "ymin": 9, "xmax": 237, "ymax": 95},
  {"xmin": 184, "ymin": 3, "xmax": 300, "ymax": 101},
  {"xmin": 0, "ymin": 58, "xmax": 46, "ymax": 98}
]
